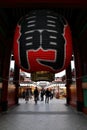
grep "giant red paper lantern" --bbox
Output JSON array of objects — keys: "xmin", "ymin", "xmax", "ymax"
[{"xmin": 13, "ymin": 10, "xmax": 72, "ymax": 73}]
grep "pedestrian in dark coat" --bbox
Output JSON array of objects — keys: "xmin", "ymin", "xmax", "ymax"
[{"xmin": 45, "ymin": 88, "xmax": 51, "ymax": 103}]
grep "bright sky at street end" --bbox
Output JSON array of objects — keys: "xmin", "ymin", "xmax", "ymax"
[
  {"xmin": 55, "ymin": 60, "xmax": 75, "ymax": 77},
  {"xmin": 55, "ymin": 70, "xmax": 65, "ymax": 77}
]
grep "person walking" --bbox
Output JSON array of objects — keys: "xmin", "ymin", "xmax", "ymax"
[
  {"xmin": 34, "ymin": 87, "xmax": 39, "ymax": 104},
  {"xmin": 45, "ymin": 88, "xmax": 51, "ymax": 103},
  {"xmin": 40, "ymin": 88, "xmax": 45, "ymax": 101},
  {"xmin": 25, "ymin": 88, "xmax": 29, "ymax": 103}
]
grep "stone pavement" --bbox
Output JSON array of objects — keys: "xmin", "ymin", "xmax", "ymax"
[{"xmin": 0, "ymin": 97, "xmax": 87, "ymax": 130}]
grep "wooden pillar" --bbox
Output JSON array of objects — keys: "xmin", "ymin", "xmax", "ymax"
[
  {"xmin": 80, "ymin": 45, "xmax": 87, "ymax": 114},
  {"xmin": 1, "ymin": 40, "xmax": 12, "ymax": 111},
  {"xmin": 13, "ymin": 63, "xmax": 19, "ymax": 105},
  {"xmin": 66, "ymin": 64, "xmax": 72, "ymax": 105},
  {"xmin": 0, "ymin": 41, "xmax": 5, "ymax": 110},
  {"xmin": 73, "ymin": 42, "xmax": 83, "ymax": 112}
]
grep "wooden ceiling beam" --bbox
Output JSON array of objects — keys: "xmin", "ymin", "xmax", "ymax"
[{"xmin": 0, "ymin": 0, "xmax": 87, "ymax": 7}]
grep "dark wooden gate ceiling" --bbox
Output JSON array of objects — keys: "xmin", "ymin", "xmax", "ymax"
[{"xmin": 0, "ymin": 1, "xmax": 87, "ymax": 41}]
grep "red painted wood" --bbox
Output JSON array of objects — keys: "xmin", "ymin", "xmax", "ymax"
[{"xmin": 0, "ymin": 0, "xmax": 87, "ymax": 7}]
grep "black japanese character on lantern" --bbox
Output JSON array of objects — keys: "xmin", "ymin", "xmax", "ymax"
[{"xmin": 18, "ymin": 10, "xmax": 66, "ymax": 71}]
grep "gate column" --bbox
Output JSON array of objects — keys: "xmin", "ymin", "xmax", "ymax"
[{"xmin": 74, "ymin": 42, "xmax": 83, "ymax": 112}]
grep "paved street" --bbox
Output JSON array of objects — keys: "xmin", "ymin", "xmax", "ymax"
[{"xmin": 0, "ymin": 98, "xmax": 87, "ymax": 130}]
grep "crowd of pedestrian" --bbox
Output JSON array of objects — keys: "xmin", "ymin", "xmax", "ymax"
[{"xmin": 22, "ymin": 87, "xmax": 54, "ymax": 104}]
